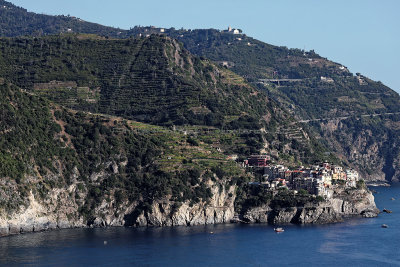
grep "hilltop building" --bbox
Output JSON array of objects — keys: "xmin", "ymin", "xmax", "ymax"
[{"xmin": 224, "ymin": 26, "xmax": 241, "ymax": 35}]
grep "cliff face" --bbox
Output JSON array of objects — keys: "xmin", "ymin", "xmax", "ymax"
[
  {"xmin": 242, "ymin": 187, "xmax": 379, "ymax": 224},
  {"xmin": 0, "ymin": 185, "xmax": 379, "ymax": 237},
  {"xmin": 0, "ymin": 190, "xmax": 84, "ymax": 236},
  {"xmin": 0, "ymin": 181, "xmax": 235, "ymax": 236},
  {"xmin": 133, "ymin": 182, "xmax": 235, "ymax": 227},
  {"xmin": 315, "ymin": 117, "xmax": 400, "ymax": 182},
  {"xmin": 0, "ymin": 81, "xmax": 246, "ymax": 237}
]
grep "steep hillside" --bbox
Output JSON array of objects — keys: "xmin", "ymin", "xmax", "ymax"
[
  {"xmin": 0, "ymin": 33, "xmax": 343, "ymax": 166},
  {"xmin": 0, "ymin": 79, "xmax": 250, "ymax": 231},
  {"xmin": 0, "ymin": 0, "xmax": 125, "ymax": 37},
  {"xmin": 1, "ymin": 1, "xmax": 398, "ymax": 181},
  {"xmin": 0, "ymin": 80, "xmax": 378, "ymax": 236},
  {"xmin": 0, "ymin": 34, "xmax": 278, "ymax": 129},
  {"xmin": 159, "ymin": 28, "xmax": 400, "ymax": 182}
]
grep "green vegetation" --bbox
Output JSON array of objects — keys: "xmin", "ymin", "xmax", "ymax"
[
  {"xmin": 0, "ymin": 82, "xmax": 246, "ymax": 221},
  {"xmin": 0, "ymin": 0, "xmax": 126, "ymax": 38},
  {"xmin": 163, "ymin": 28, "xmax": 400, "ymax": 180},
  {"xmin": 0, "ymin": 34, "xmax": 337, "ymax": 165},
  {"xmin": 1, "ymin": 1, "xmax": 390, "ymax": 177},
  {"xmin": 269, "ymin": 189, "xmax": 318, "ymax": 210},
  {"xmin": 357, "ymin": 179, "xmax": 366, "ymax": 189},
  {"xmin": 234, "ymin": 178, "xmax": 323, "ymax": 215},
  {"xmin": 234, "ymin": 179, "xmax": 273, "ymax": 212},
  {"xmin": 0, "ymin": 34, "xmax": 278, "ymax": 129}
]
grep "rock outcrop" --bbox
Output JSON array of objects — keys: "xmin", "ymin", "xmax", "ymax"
[
  {"xmin": 242, "ymin": 187, "xmax": 379, "ymax": 224},
  {"xmin": 0, "ymin": 191, "xmax": 85, "ymax": 237},
  {"xmin": 0, "ymin": 185, "xmax": 379, "ymax": 237},
  {"xmin": 0, "ymin": 181, "xmax": 236, "ymax": 236}
]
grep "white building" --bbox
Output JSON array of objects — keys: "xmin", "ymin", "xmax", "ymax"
[
  {"xmin": 346, "ymin": 169, "xmax": 359, "ymax": 187},
  {"xmin": 321, "ymin": 76, "xmax": 334, "ymax": 83},
  {"xmin": 226, "ymin": 26, "xmax": 241, "ymax": 35}
]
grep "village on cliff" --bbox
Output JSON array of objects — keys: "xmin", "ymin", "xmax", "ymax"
[{"xmin": 240, "ymin": 155, "xmax": 360, "ymax": 199}]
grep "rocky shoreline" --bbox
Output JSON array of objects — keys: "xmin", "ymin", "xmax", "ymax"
[
  {"xmin": 241, "ymin": 188, "xmax": 379, "ymax": 224},
  {"xmin": 0, "ymin": 186, "xmax": 379, "ymax": 238},
  {"xmin": 366, "ymin": 181, "xmax": 391, "ymax": 187}
]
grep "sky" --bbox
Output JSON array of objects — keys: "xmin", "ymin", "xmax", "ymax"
[{"xmin": 10, "ymin": 0, "xmax": 400, "ymax": 93}]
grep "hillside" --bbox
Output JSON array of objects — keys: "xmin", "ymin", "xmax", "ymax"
[
  {"xmin": 0, "ymin": 34, "xmax": 277, "ymax": 128},
  {"xmin": 1, "ymin": 1, "xmax": 399, "ymax": 182},
  {"xmin": 0, "ymin": 2, "xmax": 383, "ymax": 235},
  {"xmin": 0, "ymin": 0, "xmax": 125, "ymax": 37},
  {"xmin": 0, "ymin": 80, "xmax": 378, "ymax": 236},
  {"xmin": 0, "ymin": 79, "xmax": 248, "ymax": 229},
  {"xmin": 159, "ymin": 28, "xmax": 400, "ymax": 182},
  {"xmin": 0, "ymin": 33, "xmax": 338, "ymax": 166}
]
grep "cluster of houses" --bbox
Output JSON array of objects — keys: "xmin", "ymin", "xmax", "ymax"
[{"xmin": 244, "ymin": 155, "xmax": 360, "ymax": 198}]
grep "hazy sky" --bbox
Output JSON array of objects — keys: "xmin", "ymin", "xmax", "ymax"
[{"xmin": 10, "ymin": 0, "xmax": 400, "ymax": 93}]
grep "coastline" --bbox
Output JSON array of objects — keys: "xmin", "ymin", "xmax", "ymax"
[
  {"xmin": 367, "ymin": 182, "xmax": 391, "ymax": 187},
  {"xmin": 0, "ymin": 187, "xmax": 380, "ymax": 238}
]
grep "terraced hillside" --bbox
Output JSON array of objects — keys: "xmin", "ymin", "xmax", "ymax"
[
  {"xmin": 0, "ymin": 34, "xmax": 280, "ymax": 129},
  {"xmin": 0, "ymin": 79, "xmax": 342, "ymax": 233},
  {"xmin": 0, "ymin": 34, "xmax": 337, "ymax": 166},
  {"xmin": 1, "ymin": 0, "xmax": 397, "ymax": 181},
  {"xmin": 0, "ymin": 79, "xmax": 249, "ymax": 227},
  {"xmin": 158, "ymin": 28, "xmax": 400, "ymax": 182}
]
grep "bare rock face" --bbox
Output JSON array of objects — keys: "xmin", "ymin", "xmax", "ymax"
[
  {"xmin": 318, "ymin": 120, "xmax": 400, "ymax": 183},
  {"xmin": 297, "ymin": 206, "xmax": 342, "ymax": 224},
  {"xmin": 0, "ymin": 180, "xmax": 236, "ymax": 237},
  {"xmin": 242, "ymin": 188, "xmax": 379, "ymax": 225},
  {"xmin": 329, "ymin": 187, "xmax": 380, "ymax": 217},
  {"xmin": 270, "ymin": 208, "xmax": 298, "ymax": 224},
  {"xmin": 0, "ymin": 190, "xmax": 85, "ymax": 237},
  {"xmin": 132, "ymin": 182, "xmax": 236, "ymax": 227},
  {"xmin": 242, "ymin": 206, "xmax": 271, "ymax": 223},
  {"xmin": 0, "ymin": 181, "xmax": 380, "ymax": 238}
]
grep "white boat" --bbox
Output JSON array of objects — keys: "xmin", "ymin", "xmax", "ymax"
[{"xmin": 274, "ymin": 227, "xmax": 284, "ymax": 233}]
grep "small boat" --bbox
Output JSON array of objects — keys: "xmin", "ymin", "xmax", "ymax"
[
  {"xmin": 391, "ymin": 198, "xmax": 395, "ymax": 201},
  {"xmin": 274, "ymin": 227, "xmax": 284, "ymax": 233},
  {"xmin": 383, "ymin": 209, "xmax": 392, "ymax": 213},
  {"xmin": 382, "ymin": 224, "xmax": 388, "ymax": 228}
]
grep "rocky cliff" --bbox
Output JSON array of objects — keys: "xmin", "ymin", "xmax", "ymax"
[
  {"xmin": 0, "ymin": 181, "xmax": 235, "ymax": 236},
  {"xmin": 242, "ymin": 187, "xmax": 379, "ymax": 224},
  {"xmin": 133, "ymin": 182, "xmax": 235, "ymax": 227},
  {"xmin": 313, "ymin": 116, "xmax": 400, "ymax": 183},
  {"xmin": 0, "ymin": 184, "xmax": 380, "ymax": 237}
]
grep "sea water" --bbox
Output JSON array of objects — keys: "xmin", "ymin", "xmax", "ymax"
[{"xmin": 1, "ymin": 185, "xmax": 399, "ymax": 266}]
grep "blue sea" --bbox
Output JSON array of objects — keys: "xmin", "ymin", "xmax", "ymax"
[{"xmin": 1, "ymin": 185, "xmax": 399, "ymax": 266}]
